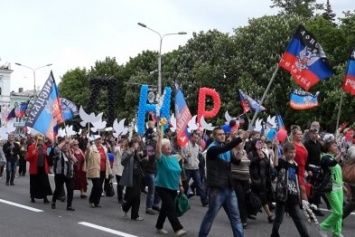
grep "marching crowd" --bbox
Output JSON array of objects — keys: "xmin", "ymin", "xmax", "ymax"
[{"xmin": 1, "ymin": 120, "xmax": 355, "ymax": 237}]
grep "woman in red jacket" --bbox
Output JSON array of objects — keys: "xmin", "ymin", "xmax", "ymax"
[{"xmin": 26, "ymin": 135, "xmax": 53, "ymax": 203}]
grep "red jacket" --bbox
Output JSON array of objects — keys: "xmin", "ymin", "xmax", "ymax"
[{"xmin": 26, "ymin": 144, "xmax": 50, "ymax": 175}]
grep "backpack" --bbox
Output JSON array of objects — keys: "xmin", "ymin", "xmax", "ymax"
[{"xmin": 312, "ymin": 167, "xmax": 332, "ymax": 194}]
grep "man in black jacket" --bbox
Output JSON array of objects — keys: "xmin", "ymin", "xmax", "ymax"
[
  {"xmin": 198, "ymin": 127, "xmax": 247, "ymax": 237},
  {"xmin": 3, "ymin": 134, "xmax": 21, "ymax": 185}
]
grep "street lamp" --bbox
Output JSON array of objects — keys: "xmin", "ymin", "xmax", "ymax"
[
  {"xmin": 138, "ymin": 22, "xmax": 186, "ymax": 99},
  {"xmin": 15, "ymin": 63, "xmax": 53, "ymax": 95}
]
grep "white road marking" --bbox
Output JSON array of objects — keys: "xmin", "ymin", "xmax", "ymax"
[
  {"xmin": 318, "ymin": 208, "xmax": 355, "ymax": 216},
  {"xmin": 78, "ymin": 222, "xmax": 138, "ymax": 237},
  {"xmin": 0, "ymin": 199, "xmax": 43, "ymax": 212}
]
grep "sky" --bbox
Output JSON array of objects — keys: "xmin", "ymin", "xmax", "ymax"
[{"xmin": 0, "ymin": 0, "xmax": 353, "ymax": 93}]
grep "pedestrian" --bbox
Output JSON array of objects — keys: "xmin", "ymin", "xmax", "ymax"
[
  {"xmin": 319, "ymin": 140, "xmax": 344, "ymax": 237},
  {"xmin": 86, "ymin": 135, "xmax": 112, "ymax": 208},
  {"xmin": 18, "ymin": 137, "xmax": 27, "ymax": 176},
  {"xmin": 51, "ymin": 139, "xmax": 76, "ymax": 211},
  {"xmin": 119, "ymin": 139, "xmax": 144, "ymax": 221},
  {"xmin": 155, "ymin": 134, "xmax": 186, "ymax": 236},
  {"xmin": 3, "ymin": 134, "xmax": 21, "ymax": 186},
  {"xmin": 0, "ymin": 140, "xmax": 6, "ymax": 178},
  {"xmin": 112, "ymin": 137, "xmax": 126, "ymax": 203},
  {"xmin": 26, "ymin": 134, "xmax": 52, "ymax": 204},
  {"xmin": 271, "ymin": 142, "xmax": 310, "ymax": 237},
  {"xmin": 71, "ymin": 139, "xmax": 88, "ymax": 198},
  {"xmin": 198, "ymin": 127, "xmax": 247, "ymax": 237}
]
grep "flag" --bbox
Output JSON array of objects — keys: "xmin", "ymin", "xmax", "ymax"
[
  {"xmin": 290, "ymin": 88, "xmax": 319, "ymax": 110},
  {"xmin": 279, "ymin": 24, "xmax": 333, "ymax": 91},
  {"xmin": 276, "ymin": 114, "xmax": 286, "ymax": 131},
  {"xmin": 342, "ymin": 50, "xmax": 355, "ymax": 95},
  {"xmin": 18, "ymin": 101, "xmax": 30, "ymax": 118},
  {"xmin": 175, "ymin": 85, "xmax": 192, "ymax": 147},
  {"xmin": 148, "ymin": 112, "xmax": 158, "ymax": 123},
  {"xmin": 60, "ymin": 98, "xmax": 79, "ymax": 121},
  {"xmin": 238, "ymin": 90, "xmax": 266, "ymax": 112},
  {"xmin": 25, "ymin": 71, "xmax": 62, "ymax": 141},
  {"xmin": 6, "ymin": 108, "xmax": 16, "ymax": 122},
  {"xmin": 1, "ymin": 104, "xmax": 10, "ymax": 125}
]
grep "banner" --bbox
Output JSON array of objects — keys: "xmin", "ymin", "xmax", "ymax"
[
  {"xmin": 25, "ymin": 71, "xmax": 62, "ymax": 141},
  {"xmin": 290, "ymin": 88, "xmax": 319, "ymax": 110},
  {"xmin": 279, "ymin": 24, "xmax": 333, "ymax": 91},
  {"xmin": 175, "ymin": 85, "xmax": 192, "ymax": 147},
  {"xmin": 238, "ymin": 89, "xmax": 266, "ymax": 112},
  {"xmin": 60, "ymin": 98, "xmax": 79, "ymax": 122}
]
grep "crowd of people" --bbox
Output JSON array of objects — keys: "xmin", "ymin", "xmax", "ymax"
[{"xmin": 1, "ymin": 119, "xmax": 355, "ymax": 237}]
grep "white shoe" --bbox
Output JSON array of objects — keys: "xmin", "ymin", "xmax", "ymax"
[
  {"xmin": 332, "ymin": 234, "xmax": 344, "ymax": 237},
  {"xmin": 175, "ymin": 229, "xmax": 186, "ymax": 236},
  {"xmin": 156, "ymin": 228, "xmax": 168, "ymax": 235},
  {"xmin": 319, "ymin": 228, "xmax": 328, "ymax": 237}
]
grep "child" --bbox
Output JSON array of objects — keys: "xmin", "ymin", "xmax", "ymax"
[{"xmin": 270, "ymin": 142, "xmax": 310, "ymax": 237}]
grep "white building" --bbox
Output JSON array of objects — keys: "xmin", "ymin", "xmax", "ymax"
[{"xmin": 0, "ymin": 63, "xmax": 12, "ymax": 105}]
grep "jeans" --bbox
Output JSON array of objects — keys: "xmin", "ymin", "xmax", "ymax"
[
  {"xmin": 271, "ymin": 201, "xmax": 309, "ymax": 237},
  {"xmin": 6, "ymin": 160, "xmax": 17, "ymax": 184},
  {"xmin": 185, "ymin": 169, "xmax": 207, "ymax": 202},
  {"xmin": 52, "ymin": 174, "xmax": 74, "ymax": 208},
  {"xmin": 198, "ymin": 187, "xmax": 244, "ymax": 237},
  {"xmin": 144, "ymin": 172, "xmax": 160, "ymax": 209},
  {"xmin": 343, "ymin": 185, "xmax": 355, "ymax": 219},
  {"xmin": 89, "ymin": 171, "xmax": 105, "ymax": 205},
  {"xmin": 156, "ymin": 187, "xmax": 183, "ymax": 232}
]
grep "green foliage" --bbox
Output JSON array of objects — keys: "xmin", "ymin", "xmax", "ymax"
[
  {"xmin": 322, "ymin": 0, "xmax": 336, "ymax": 23},
  {"xmin": 270, "ymin": 0, "xmax": 324, "ymax": 17}
]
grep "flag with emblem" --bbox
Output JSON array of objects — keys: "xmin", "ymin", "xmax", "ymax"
[
  {"xmin": 342, "ymin": 50, "xmax": 355, "ymax": 95},
  {"xmin": 175, "ymin": 84, "xmax": 191, "ymax": 147},
  {"xmin": 238, "ymin": 90, "xmax": 266, "ymax": 113},
  {"xmin": 279, "ymin": 25, "xmax": 334, "ymax": 91},
  {"xmin": 25, "ymin": 71, "xmax": 63, "ymax": 141},
  {"xmin": 290, "ymin": 88, "xmax": 319, "ymax": 110}
]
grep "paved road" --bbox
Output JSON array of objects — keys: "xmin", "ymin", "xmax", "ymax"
[{"xmin": 0, "ymin": 175, "xmax": 354, "ymax": 237}]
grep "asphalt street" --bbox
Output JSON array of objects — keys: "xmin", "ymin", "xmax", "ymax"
[{"xmin": 0, "ymin": 174, "xmax": 354, "ymax": 237}]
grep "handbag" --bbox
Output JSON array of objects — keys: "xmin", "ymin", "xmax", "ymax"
[
  {"xmin": 175, "ymin": 193, "xmax": 190, "ymax": 217},
  {"xmin": 342, "ymin": 160, "xmax": 355, "ymax": 183},
  {"xmin": 313, "ymin": 167, "xmax": 332, "ymax": 194},
  {"xmin": 246, "ymin": 190, "xmax": 262, "ymax": 215},
  {"xmin": 104, "ymin": 180, "xmax": 115, "ymax": 197}
]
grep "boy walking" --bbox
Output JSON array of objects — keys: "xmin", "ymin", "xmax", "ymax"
[{"xmin": 271, "ymin": 142, "xmax": 310, "ymax": 237}]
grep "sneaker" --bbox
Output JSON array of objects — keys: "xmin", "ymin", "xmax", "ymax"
[
  {"xmin": 133, "ymin": 216, "xmax": 144, "ymax": 221},
  {"xmin": 175, "ymin": 229, "xmax": 187, "ymax": 236},
  {"xmin": 202, "ymin": 200, "xmax": 209, "ymax": 207},
  {"xmin": 319, "ymin": 228, "xmax": 328, "ymax": 237},
  {"xmin": 248, "ymin": 214, "xmax": 257, "ymax": 220},
  {"xmin": 156, "ymin": 228, "xmax": 168, "ymax": 235},
  {"xmin": 146, "ymin": 209, "xmax": 156, "ymax": 215},
  {"xmin": 332, "ymin": 234, "xmax": 344, "ymax": 237}
]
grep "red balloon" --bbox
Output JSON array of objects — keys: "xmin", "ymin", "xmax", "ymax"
[
  {"xmin": 276, "ymin": 129, "xmax": 288, "ymax": 142},
  {"xmin": 197, "ymin": 87, "xmax": 221, "ymax": 124}
]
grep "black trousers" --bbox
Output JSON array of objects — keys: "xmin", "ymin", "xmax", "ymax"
[
  {"xmin": 89, "ymin": 171, "xmax": 105, "ymax": 205},
  {"xmin": 115, "ymin": 175, "xmax": 124, "ymax": 202},
  {"xmin": 122, "ymin": 174, "xmax": 141, "ymax": 219},
  {"xmin": 52, "ymin": 174, "xmax": 74, "ymax": 208},
  {"xmin": 155, "ymin": 187, "xmax": 183, "ymax": 232},
  {"xmin": 233, "ymin": 179, "xmax": 250, "ymax": 223},
  {"xmin": 18, "ymin": 157, "xmax": 26, "ymax": 176}
]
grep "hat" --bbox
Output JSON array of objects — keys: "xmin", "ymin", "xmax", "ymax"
[{"xmin": 309, "ymin": 128, "xmax": 319, "ymax": 134}]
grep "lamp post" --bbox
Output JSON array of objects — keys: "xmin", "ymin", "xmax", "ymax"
[
  {"xmin": 138, "ymin": 22, "xmax": 186, "ymax": 99},
  {"xmin": 15, "ymin": 63, "xmax": 53, "ymax": 95}
]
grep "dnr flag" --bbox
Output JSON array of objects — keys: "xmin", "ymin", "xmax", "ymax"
[
  {"xmin": 342, "ymin": 50, "xmax": 355, "ymax": 95},
  {"xmin": 290, "ymin": 88, "xmax": 319, "ymax": 110},
  {"xmin": 238, "ymin": 90, "xmax": 266, "ymax": 113},
  {"xmin": 25, "ymin": 71, "xmax": 63, "ymax": 141},
  {"xmin": 175, "ymin": 85, "xmax": 192, "ymax": 147},
  {"xmin": 279, "ymin": 25, "xmax": 333, "ymax": 91}
]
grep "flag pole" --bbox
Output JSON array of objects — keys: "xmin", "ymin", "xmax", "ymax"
[
  {"xmin": 249, "ymin": 64, "xmax": 280, "ymax": 129},
  {"xmin": 335, "ymin": 91, "xmax": 344, "ymax": 135}
]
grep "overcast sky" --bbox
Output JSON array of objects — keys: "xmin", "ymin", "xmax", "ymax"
[{"xmin": 0, "ymin": 0, "xmax": 352, "ymax": 92}]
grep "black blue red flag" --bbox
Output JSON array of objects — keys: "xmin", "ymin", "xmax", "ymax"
[
  {"xmin": 238, "ymin": 90, "xmax": 266, "ymax": 113},
  {"xmin": 290, "ymin": 88, "xmax": 319, "ymax": 110},
  {"xmin": 25, "ymin": 71, "xmax": 63, "ymax": 141},
  {"xmin": 342, "ymin": 50, "xmax": 355, "ymax": 95},
  {"xmin": 279, "ymin": 25, "xmax": 333, "ymax": 91},
  {"xmin": 174, "ymin": 85, "xmax": 191, "ymax": 147}
]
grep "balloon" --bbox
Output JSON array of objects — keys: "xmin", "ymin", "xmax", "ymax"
[
  {"xmin": 197, "ymin": 87, "xmax": 221, "ymax": 124},
  {"xmin": 276, "ymin": 129, "xmax": 288, "ymax": 142},
  {"xmin": 267, "ymin": 128, "xmax": 277, "ymax": 141},
  {"xmin": 222, "ymin": 124, "xmax": 231, "ymax": 133}
]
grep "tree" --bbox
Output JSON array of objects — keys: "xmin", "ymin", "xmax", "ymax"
[
  {"xmin": 322, "ymin": 0, "xmax": 336, "ymax": 23},
  {"xmin": 271, "ymin": 0, "xmax": 323, "ymax": 18}
]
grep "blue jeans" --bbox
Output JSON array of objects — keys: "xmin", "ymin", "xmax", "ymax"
[
  {"xmin": 144, "ymin": 172, "xmax": 160, "ymax": 209},
  {"xmin": 198, "ymin": 187, "xmax": 244, "ymax": 237},
  {"xmin": 6, "ymin": 160, "xmax": 17, "ymax": 184},
  {"xmin": 185, "ymin": 169, "xmax": 207, "ymax": 202},
  {"xmin": 271, "ymin": 201, "xmax": 309, "ymax": 237}
]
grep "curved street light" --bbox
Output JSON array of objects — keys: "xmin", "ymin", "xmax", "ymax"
[
  {"xmin": 138, "ymin": 22, "xmax": 187, "ymax": 99},
  {"xmin": 15, "ymin": 63, "xmax": 53, "ymax": 95}
]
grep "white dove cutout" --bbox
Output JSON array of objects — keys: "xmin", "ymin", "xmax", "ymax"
[
  {"xmin": 65, "ymin": 125, "xmax": 77, "ymax": 137},
  {"xmin": 113, "ymin": 118, "xmax": 129, "ymax": 138},
  {"xmin": 254, "ymin": 118, "xmax": 263, "ymax": 133},
  {"xmin": 57, "ymin": 127, "xmax": 67, "ymax": 138},
  {"xmin": 91, "ymin": 118, "xmax": 107, "ymax": 133},
  {"xmin": 76, "ymin": 129, "xmax": 82, "ymax": 135},
  {"xmin": 26, "ymin": 127, "xmax": 41, "ymax": 136},
  {"xmin": 264, "ymin": 115, "xmax": 277, "ymax": 135},
  {"xmin": 79, "ymin": 106, "xmax": 102, "ymax": 127},
  {"xmin": 224, "ymin": 111, "xmax": 237, "ymax": 125},
  {"xmin": 200, "ymin": 116, "xmax": 215, "ymax": 131},
  {"xmin": 169, "ymin": 114, "xmax": 177, "ymax": 132},
  {"xmin": 187, "ymin": 115, "xmax": 198, "ymax": 133}
]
